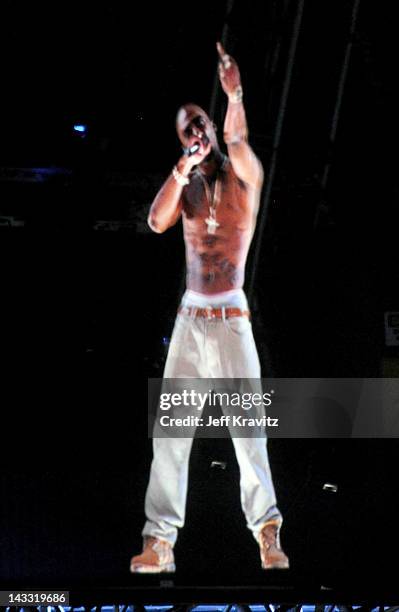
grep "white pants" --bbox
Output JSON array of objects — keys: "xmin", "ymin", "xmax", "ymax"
[{"xmin": 143, "ymin": 289, "xmax": 282, "ymax": 545}]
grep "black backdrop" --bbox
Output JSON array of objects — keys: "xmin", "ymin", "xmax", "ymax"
[{"xmin": 0, "ymin": 0, "xmax": 398, "ymax": 596}]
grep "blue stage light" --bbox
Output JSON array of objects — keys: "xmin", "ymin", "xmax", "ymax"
[{"xmin": 73, "ymin": 124, "xmax": 87, "ymax": 134}]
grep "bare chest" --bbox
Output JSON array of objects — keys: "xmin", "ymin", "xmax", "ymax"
[{"xmin": 182, "ymin": 169, "xmax": 251, "ymax": 232}]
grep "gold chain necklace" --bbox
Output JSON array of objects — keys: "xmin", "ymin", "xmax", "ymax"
[{"xmin": 197, "ymin": 156, "xmax": 227, "ymax": 234}]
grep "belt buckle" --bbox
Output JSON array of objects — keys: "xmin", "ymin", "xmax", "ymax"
[{"xmin": 206, "ymin": 306, "xmax": 214, "ymax": 320}]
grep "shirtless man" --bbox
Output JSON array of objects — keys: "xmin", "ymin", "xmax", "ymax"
[{"xmin": 130, "ymin": 43, "xmax": 289, "ymax": 573}]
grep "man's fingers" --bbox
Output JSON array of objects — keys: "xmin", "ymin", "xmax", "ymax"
[
  {"xmin": 217, "ymin": 41, "xmax": 232, "ymax": 70},
  {"xmin": 216, "ymin": 41, "xmax": 225, "ymax": 57}
]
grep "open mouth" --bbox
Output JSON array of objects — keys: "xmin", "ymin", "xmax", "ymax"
[{"xmin": 191, "ymin": 134, "xmax": 209, "ymax": 151}]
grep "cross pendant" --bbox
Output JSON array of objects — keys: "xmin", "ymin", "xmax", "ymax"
[{"xmin": 205, "ymin": 216, "xmax": 220, "ymax": 234}]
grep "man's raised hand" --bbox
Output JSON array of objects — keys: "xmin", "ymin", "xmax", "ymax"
[{"xmin": 216, "ymin": 42, "xmax": 242, "ymax": 101}]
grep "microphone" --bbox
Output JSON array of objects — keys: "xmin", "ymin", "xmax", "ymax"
[{"xmin": 183, "ymin": 143, "xmax": 200, "ymax": 156}]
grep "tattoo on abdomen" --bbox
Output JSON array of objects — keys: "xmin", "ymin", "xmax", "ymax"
[
  {"xmin": 198, "ymin": 253, "xmax": 238, "ymax": 286},
  {"xmin": 220, "ymin": 258, "xmax": 238, "ymax": 286}
]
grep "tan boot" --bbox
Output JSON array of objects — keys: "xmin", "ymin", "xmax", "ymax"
[
  {"xmin": 130, "ymin": 536, "xmax": 176, "ymax": 573},
  {"xmin": 259, "ymin": 520, "xmax": 290, "ymax": 570}
]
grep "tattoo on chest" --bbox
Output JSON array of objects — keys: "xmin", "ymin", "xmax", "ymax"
[{"xmin": 202, "ymin": 235, "xmax": 218, "ymax": 247}]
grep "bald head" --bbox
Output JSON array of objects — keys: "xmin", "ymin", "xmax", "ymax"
[
  {"xmin": 176, "ymin": 104, "xmax": 208, "ymax": 130},
  {"xmin": 175, "ymin": 103, "xmax": 218, "ymax": 151}
]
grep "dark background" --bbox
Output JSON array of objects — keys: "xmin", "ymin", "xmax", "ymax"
[{"xmin": 0, "ymin": 0, "xmax": 398, "ymax": 597}]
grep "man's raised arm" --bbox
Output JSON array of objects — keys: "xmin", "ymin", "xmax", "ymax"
[{"xmin": 217, "ymin": 42, "xmax": 263, "ymax": 190}]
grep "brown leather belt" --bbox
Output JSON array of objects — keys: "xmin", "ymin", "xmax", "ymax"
[{"xmin": 178, "ymin": 306, "xmax": 250, "ymax": 319}]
